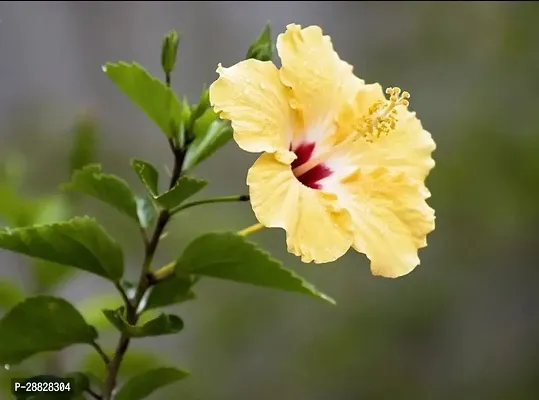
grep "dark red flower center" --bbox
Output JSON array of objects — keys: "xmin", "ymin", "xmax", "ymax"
[{"xmin": 291, "ymin": 143, "xmax": 332, "ymax": 189}]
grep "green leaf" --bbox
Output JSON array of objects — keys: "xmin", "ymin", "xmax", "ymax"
[
  {"xmin": 0, "ymin": 296, "xmax": 97, "ymax": 365},
  {"xmin": 0, "ymin": 280, "xmax": 24, "ymax": 311},
  {"xmin": 131, "ymin": 159, "xmax": 207, "ymax": 209},
  {"xmin": 176, "ymin": 232, "xmax": 335, "ymax": 304},
  {"xmin": 189, "ymin": 86, "xmax": 210, "ymax": 127},
  {"xmin": 131, "ymin": 159, "xmax": 159, "ymax": 196},
  {"xmin": 136, "ymin": 196, "xmax": 157, "ymax": 229},
  {"xmin": 69, "ymin": 115, "xmax": 98, "ymax": 174},
  {"xmin": 63, "ymin": 164, "xmax": 139, "ymax": 222},
  {"xmin": 145, "ymin": 276, "xmax": 196, "ymax": 310},
  {"xmin": 178, "ymin": 96, "xmax": 192, "ymax": 144},
  {"xmin": 246, "ymin": 23, "xmax": 273, "ymax": 62},
  {"xmin": 156, "ymin": 176, "xmax": 207, "ymax": 209},
  {"xmin": 115, "ymin": 367, "xmax": 189, "ymax": 400},
  {"xmin": 30, "ymin": 197, "xmax": 79, "ymax": 291},
  {"xmin": 183, "ymin": 109, "xmax": 233, "ymax": 171},
  {"xmin": 103, "ymin": 308, "xmax": 183, "ymax": 338},
  {"xmin": 103, "ymin": 62, "xmax": 183, "ymax": 139},
  {"xmin": 0, "ymin": 216, "xmax": 124, "ymax": 281}
]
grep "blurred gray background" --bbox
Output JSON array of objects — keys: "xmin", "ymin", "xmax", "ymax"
[{"xmin": 1, "ymin": 1, "xmax": 539, "ymax": 399}]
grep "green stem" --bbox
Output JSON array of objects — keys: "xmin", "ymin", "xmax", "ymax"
[
  {"xmin": 114, "ymin": 281, "xmax": 131, "ymax": 308},
  {"xmin": 91, "ymin": 341, "xmax": 110, "ymax": 365},
  {"xmin": 102, "ymin": 141, "xmax": 186, "ymax": 400},
  {"xmin": 171, "ymin": 194, "xmax": 250, "ymax": 215}
]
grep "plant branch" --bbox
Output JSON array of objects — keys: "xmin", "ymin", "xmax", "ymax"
[
  {"xmin": 168, "ymin": 141, "xmax": 185, "ymax": 190},
  {"xmin": 138, "ymin": 226, "xmax": 149, "ymax": 247},
  {"xmin": 171, "ymin": 194, "xmax": 250, "ymax": 215},
  {"xmin": 102, "ymin": 139, "xmax": 186, "ymax": 400},
  {"xmin": 91, "ymin": 341, "xmax": 110, "ymax": 365},
  {"xmin": 114, "ymin": 282, "xmax": 131, "ymax": 308}
]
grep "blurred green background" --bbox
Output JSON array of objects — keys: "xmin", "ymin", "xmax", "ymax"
[{"xmin": 1, "ymin": 1, "xmax": 538, "ymax": 399}]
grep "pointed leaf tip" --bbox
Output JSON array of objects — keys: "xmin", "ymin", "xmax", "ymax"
[{"xmin": 176, "ymin": 232, "xmax": 335, "ymax": 304}]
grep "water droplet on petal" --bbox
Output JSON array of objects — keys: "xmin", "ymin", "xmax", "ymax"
[{"xmin": 260, "ymin": 82, "xmax": 267, "ymax": 90}]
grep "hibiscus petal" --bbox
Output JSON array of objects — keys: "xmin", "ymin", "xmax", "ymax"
[
  {"xmin": 209, "ymin": 59, "xmax": 296, "ymax": 162},
  {"xmin": 335, "ymin": 83, "xmax": 436, "ymax": 181},
  {"xmin": 247, "ymin": 152, "xmax": 352, "ymax": 263},
  {"xmin": 276, "ymin": 24, "xmax": 364, "ymax": 149},
  {"xmin": 340, "ymin": 168, "xmax": 435, "ymax": 278}
]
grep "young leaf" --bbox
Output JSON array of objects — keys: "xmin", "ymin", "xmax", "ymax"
[
  {"xmin": 135, "ymin": 313, "xmax": 184, "ymax": 337},
  {"xmin": 131, "ymin": 159, "xmax": 207, "ymax": 209},
  {"xmin": 145, "ymin": 276, "xmax": 196, "ymax": 310},
  {"xmin": 131, "ymin": 159, "xmax": 159, "ymax": 197},
  {"xmin": 156, "ymin": 176, "xmax": 207, "ymax": 210},
  {"xmin": 135, "ymin": 196, "xmax": 157, "ymax": 229},
  {"xmin": 103, "ymin": 309, "xmax": 183, "ymax": 338},
  {"xmin": 0, "ymin": 216, "xmax": 124, "ymax": 281},
  {"xmin": 0, "ymin": 280, "xmax": 24, "ymax": 311},
  {"xmin": 189, "ymin": 86, "xmax": 210, "ymax": 127},
  {"xmin": 176, "ymin": 232, "xmax": 335, "ymax": 304},
  {"xmin": 183, "ymin": 109, "xmax": 233, "ymax": 171},
  {"xmin": 103, "ymin": 62, "xmax": 183, "ymax": 139},
  {"xmin": 246, "ymin": 23, "xmax": 273, "ymax": 62},
  {"xmin": 115, "ymin": 367, "xmax": 189, "ymax": 400},
  {"xmin": 64, "ymin": 164, "xmax": 139, "ymax": 222},
  {"xmin": 0, "ymin": 296, "xmax": 97, "ymax": 365}
]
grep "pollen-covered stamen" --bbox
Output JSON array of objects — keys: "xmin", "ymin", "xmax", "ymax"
[
  {"xmin": 359, "ymin": 87, "xmax": 410, "ymax": 142},
  {"xmin": 293, "ymin": 86, "xmax": 411, "ymax": 179}
]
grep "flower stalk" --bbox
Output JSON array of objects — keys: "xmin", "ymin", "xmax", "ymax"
[{"xmin": 238, "ymin": 222, "xmax": 265, "ymax": 237}]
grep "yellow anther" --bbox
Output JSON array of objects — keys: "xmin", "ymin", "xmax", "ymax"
[
  {"xmin": 353, "ymin": 86, "xmax": 412, "ymax": 142},
  {"xmin": 385, "ymin": 87, "xmax": 410, "ymax": 107}
]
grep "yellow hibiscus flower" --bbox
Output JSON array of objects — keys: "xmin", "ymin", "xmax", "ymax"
[{"xmin": 209, "ymin": 24, "xmax": 436, "ymax": 278}]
